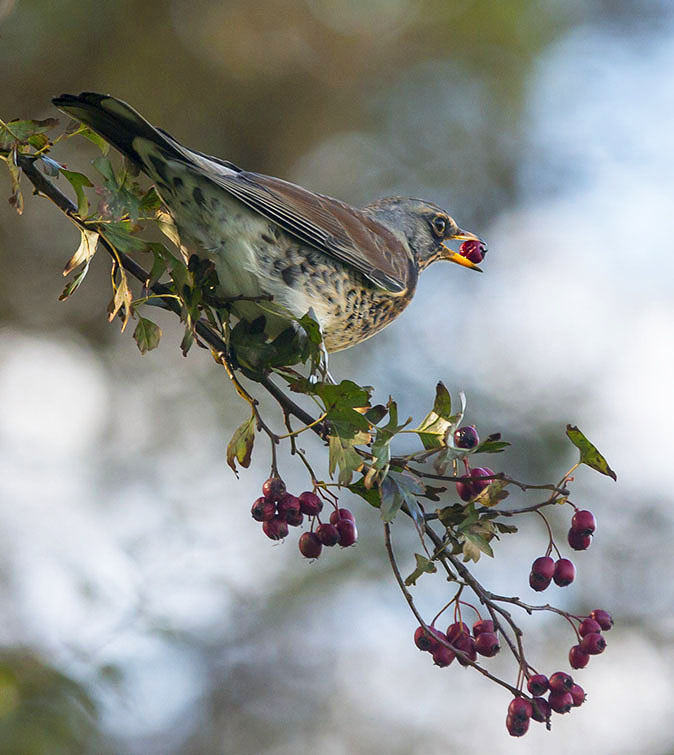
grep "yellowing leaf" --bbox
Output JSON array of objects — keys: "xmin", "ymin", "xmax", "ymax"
[
  {"xmin": 227, "ymin": 415, "xmax": 256, "ymax": 475},
  {"xmin": 566, "ymin": 425, "xmax": 617, "ymax": 481},
  {"xmin": 63, "ymin": 228, "xmax": 99, "ymax": 276}
]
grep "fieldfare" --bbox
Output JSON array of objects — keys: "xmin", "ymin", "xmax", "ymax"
[{"xmin": 53, "ymin": 92, "xmax": 486, "ymax": 353}]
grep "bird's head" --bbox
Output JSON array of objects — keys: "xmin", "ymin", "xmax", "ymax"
[{"xmin": 364, "ymin": 197, "xmax": 486, "ymax": 273}]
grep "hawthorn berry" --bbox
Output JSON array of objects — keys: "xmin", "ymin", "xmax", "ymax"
[
  {"xmin": 527, "ymin": 674, "xmax": 549, "ymax": 697},
  {"xmin": 456, "ymin": 480, "xmax": 474, "ymax": 502},
  {"xmin": 530, "ymin": 556, "xmax": 555, "ymax": 591},
  {"xmin": 571, "ymin": 509, "xmax": 596, "ymax": 535},
  {"xmin": 453, "ymin": 633, "xmax": 477, "ymax": 665},
  {"xmin": 251, "ymin": 497, "xmax": 275, "ymax": 522},
  {"xmin": 507, "ymin": 697, "xmax": 533, "ymax": 722},
  {"xmin": 460, "ymin": 239, "xmax": 487, "ymax": 264},
  {"xmin": 262, "ymin": 476, "xmax": 286, "ymax": 502},
  {"xmin": 446, "ymin": 622, "xmax": 469, "ymax": 643},
  {"xmin": 414, "ymin": 626, "xmax": 437, "ymax": 652},
  {"xmin": 285, "ymin": 508, "xmax": 304, "ymax": 527},
  {"xmin": 277, "ymin": 493, "xmax": 301, "ymax": 520},
  {"xmin": 506, "ymin": 715, "xmax": 530, "ymax": 737},
  {"xmin": 548, "ymin": 691, "xmax": 574, "ymax": 714},
  {"xmin": 549, "ymin": 671, "xmax": 574, "ymax": 692},
  {"xmin": 298, "ymin": 491, "xmax": 323, "ymax": 516},
  {"xmin": 580, "ymin": 632, "xmax": 607, "ymax": 655},
  {"xmin": 531, "ymin": 697, "xmax": 551, "ymax": 723},
  {"xmin": 336, "ymin": 518, "xmax": 357, "ymax": 547},
  {"xmin": 529, "ymin": 573, "xmax": 551, "ymax": 592},
  {"xmin": 568, "ymin": 528, "xmax": 592, "ymax": 551},
  {"xmin": 298, "ymin": 532, "xmax": 322, "ymax": 559},
  {"xmin": 553, "ymin": 558, "xmax": 576, "ymax": 587},
  {"xmin": 329, "ymin": 508, "xmax": 355, "ymax": 525},
  {"xmin": 570, "ymin": 684, "xmax": 586, "ymax": 707},
  {"xmin": 569, "ymin": 645, "xmax": 590, "ymax": 669},
  {"xmin": 432, "ymin": 644, "xmax": 456, "ymax": 667},
  {"xmin": 472, "ymin": 619, "xmax": 495, "ymax": 636},
  {"xmin": 590, "ymin": 609, "xmax": 614, "ymax": 630},
  {"xmin": 454, "ymin": 425, "xmax": 479, "ymax": 449},
  {"xmin": 262, "ymin": 516, "xmax": 289, "ymax": 541},
  {"xmin": 579, "ymin": 618, "xmax": 602, "ymax": 637},
  {"xmin": 470, "ymin": 466, "xmax": 494, "ymax": 495},
  {"xmin": 316, "ymin": 522, "xmax": 339, "ymax": 546},
  {"xmin": 474, "ymin": 631, "xmax": 500, "ymax": 657}
]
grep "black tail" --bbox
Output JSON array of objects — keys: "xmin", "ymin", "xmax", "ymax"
[{"xmin": 52, "ymin": 92, "xmax": 185, "ymax": 168}]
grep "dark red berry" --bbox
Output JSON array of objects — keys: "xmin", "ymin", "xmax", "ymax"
[
  {"xmin": 285, "ymin": 508, "xmax": 304, "ymax": 527},
  {"xmin": 531, "ymin": 556, "xmax": 555, "ymax": 581},
  {"xmin": 262, "ymin": 516, "xmax": 289, "ymax": 541},
  {"xmin": 531, "ymin": 697, "xmax": 551, "ymax": 723},
  {"xmin": 277, "ymin": 493, "xmax": 301, "ymax": 519},
  {"xmin": 548, "ymin": 691, "xmax": 574, "ymax": 714},
  {"xmin": 469, "ymin": 466, "xmax": 494, "ymax": 495},
  {"xmin": 579, "ymin": 618, "xmax": 602, "ymax": 637},
  {"xmin": 298, "ymin": 532, "xmax": 322, "ymax": 559},
  {"xmin": 316, "ymin": 522, "xmax": 340, "ymax": 546},
  {"xmin": 456, "ymin": 480, "xmax": 474, "ymax": 501},
  {"xmin": 298, "ymin": 491, "xmax": 323, "ymax": 516},
  {"xmin": 460, "ymin": 239, "xmax": 487, "ymax": 264},
  {"xmin": 453, "ymin": 633, "xmax": 477, "ymax": 665},
  {"xmin": 569, "ymin": 645, "xmax": 590, "ymax": 669},
  {"xmin": 571, "ymin": 509, "xmax": 596, "ymax": 535},
  {"xmin": 549, "ymin": 671, "xmax": 574, "ymax": 692},
  {"xmin": 508, "ymin": 697, "xmax": 533, "ymax": 722},
  {"xmin": 506, "ymin": 715, "xmax": 530, "ymax": 737},
  {"xmin": 529, "ymin": 573, "xmax": 551, "ymax": 592},
  {"xmin": 567, "ymin": 528, "xmax": 592, "ymax": 551},
  {"xmin": 580, "ymin": 632, "xmax": 607, "ymax": 655},
  {"xmin": 414, "ymin": 626, "xmax": 437, "ymax": 652},
  {"xmin": 262, "ymin": 476, "xmax": 286, "ymax": 502},
  {"xmin": 570, "ymin": 683, "xmax": 586, "ymax": 707},
  {"xmin": 329, "ymin": 507, "xmax": 355, "ymax": 525},
  {"xmin": 446, "ymin": 622, "xmax": 469, "ymax": 643},
  {"xmin": 454, "ymin": 425, "xmax": 479, "ymax": 449},
  {"xmin": 553, "ymin": 558, "xmax": 576, "ymax": 587},
  {"xmin": 336, "ymin": 518, "xmax": 357, "ymax": 547},
  {"xmin": 527, "ymin": 674, "xmax": 549, "ymax": 696},
  {"xmin": 251, "ymin": 497, "xmax": 275, "ymax": 522},
  {"xmin": 474, "ymin": 631, "xmax": 500, "ymax": 657},
  {"xmin": 472, "ymin": 619, "xmax": 495, "ymax": 636},
  {"xmin": 432, "ymin": 644, "xmax": 456, "ymax": 667},
  {"xmin": 590, "ymin": 609, "xmax": 614, "ymax": 630}
]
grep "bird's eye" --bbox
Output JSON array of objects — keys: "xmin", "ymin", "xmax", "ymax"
[{"xmin": 431, "ymin": 215, "xmax": 448, "ymax": 237}]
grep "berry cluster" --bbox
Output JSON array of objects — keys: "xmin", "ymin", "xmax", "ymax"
[
  {"xmin": 568, "ymin": 509, "xmax": 596, "ymax": 551},
  {"xmin": 414, "ymin": 616, "xmax": 500, "ymax": 669},
  {"xmin": 459, "ymin": 239, "xmax": 488, "ymax": 264},
  {"xmin": 252, "ymin": 476, "xmax": 358, "ymax": 559}
]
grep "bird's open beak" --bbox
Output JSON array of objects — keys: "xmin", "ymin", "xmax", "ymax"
[{"xmin": 442, "ymin": 228, "xmax": 485, "ymax": 272}]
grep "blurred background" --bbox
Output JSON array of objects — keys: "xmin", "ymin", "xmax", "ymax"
[{"xmin": 1, "ymin": 0, "xmax": 673, "ymax": 752}]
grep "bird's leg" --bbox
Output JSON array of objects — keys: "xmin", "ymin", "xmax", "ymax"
[{"xmin": 307, "ymin": 307, "xmax": 335, "ymax": 385}]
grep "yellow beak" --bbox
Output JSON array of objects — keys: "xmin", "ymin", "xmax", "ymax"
[{"xmin": 442, "ymin": 228, "xmax": 486, "ymax": 272}]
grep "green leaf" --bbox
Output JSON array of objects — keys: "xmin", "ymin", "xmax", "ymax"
[
  {"xmin": 60, "ymin": 169, "xmax": 93, "ymax": 218},
  {"xmin": 348, "ymin": 478, "xmax": 381, "ymax": 508},
  {"xmin": 227, "ymin": 414, "xmax": 256, "ymax": 474},
  {"xmin": 180, "ymin": 325, "xmax": 194, "ymax": 357},
  {"xmin": 566, "ymin": 425, "xmax": 617, "ymax": 480},
  {"xmin": 495, "ymin": 522, "xmax": 518, "ymax": 534},
  {"xmin": 92, "ymin": 155, "xmax": 116, "ymax": 185},
  {"xmin": 474, "ymin": 438, "xmax": 510, "ymax": 454},
  {"xmin": 379, "ymin": 469, "xmax": 424, "ymax": 523},
  {"xmin": 0, "ymin": 117, "xmax": 58, "ymax": 150},
  {"xmin": 79, "ymin": 126, "xmax": 109, "ymax": 153},
  {"xmin": 328, "ymin": 433, "xmax": 365, "ymax": 485},
  {"xmin": 133, "ymin": 317, "xmax": 162, "ymax": 354},
  {"xmin": 404, "ymin": 553, "xmax": 437, "ymax": 586},
  {"xmin": 432, "ymin": 381, "xmax": 452, "ymax": 420},
  {"xmin": 63, "ymin": 228, "xmax": 99, "ymax": 276},
  {"xmin": 371, "ymin": 399, "xmax": 410, "ymax": 472}
]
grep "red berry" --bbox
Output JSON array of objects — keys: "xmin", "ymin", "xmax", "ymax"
[
  {"xmin": 456, "ymin": 480, "xmax": 474, "ymax": 501},
  {"xmin": 549, "ymin": 671, "xmax": 574, "ymax": 692},
  {"xmin": 472, "ymin": 619, "xmax": 495, "ymax": 636},
  {"xmin": 298, "ymin": 532, "xmax": 322, "ymax": 559},
  {"xmin": 553, "ymin": 558, "xmax": 576, "ymax": 587},
  {"xmin": 474, "ymin": 631, "xmax": 500, "ymax": 657},
  {"xmin": 570, "ymin": 683, "xmax": 586, "ymax": 707},
  {"xmin": 579, "ymin": 618, "xmax": 602, "ymax": 637},
  {"xmin": 262, "ymin": 476, "xmax": 286, "ymax": 502},
  {"xmin": 569, "ymin": 645, "xmax": 590, "ymax": 669},
  {"xmin": 580, "ymin": 632, "xmax": 607, "ymax": 655},
  {"xmin": 531, "ymin": 697, "xmax": 551, "ymax": 723},
  {"xmin": 460, "ymin": 239, "xmax": 488, "ymax": 264},
  {"xmin": 571, "ymin": 509, "xmax": 596, "ymax": 535},
  {"xmin": 329, "ymin": 507, "xmax": 355, "ymax": 525},
  {"xmin": 548, "ymin": 691, "xmax": 574, "ymax": 714},
  {"xmin": 527, "ymin": 674, "xmax": 549, "ymax": 696},
  {"xmin": 298, "ymin": 491, "xmax": 323, "ymax": 516},
  {"xmin": 316, "ymin": 522, "xmax": 339, "ymax": 546},
  {"xmin": 567, "ymin": 528, "xmax": 592, "ymax": 550},
  {"xmin": 251, "ymin": 497, "xmax": 275, "ymax": 522},
  {"xmin": 336, "ymin": 518, "xmax": 357, "ymax": 547},
  {"xmin": 590, "ymin": 609, "xmax": 614, "ymax": 630},
  {"xmin": 285, "ymin": 508, "xmax": 304, "ymax": 527},
  {"xmin": 531, "ymin": 556, "xmax": 555, "ymax": 581},
  {"xmin": 453, "ymin": 633, "xmax": 477, "ymax": 665},
  {"xmin": 469, "ymin": 466, "xmax": 494, "ymax": 494},
  {"xmin": 277, "ymin": 493, "xmax": 301, "ymax": 519},
  {"xmin": 454, "ymin": 425, "xmax": 479, "ymax": 449},
  {"xmin": 446, "ymin": 622, "xmax": 469, "ymax": 643},
  {"xmin": 414, "ymin": 626, "xmax": 437, "ymax": 652},
  {"xmin": 432, "ymin": 644, "xmax": 456, "ymax": 667},
  {"xmin": 529, "ymin": 573, "xmax": 551, "ymax": 592},
  {"xmin": 262, "ymin": 516, "xmax": 289, "ymax": 541},
  {"xmin": 506, "ymin": 715, "xmax": 530, "ymax": 737},
  {"xmin": 508, "ymin": 697, "xmax": 533, "ymax": 722}
]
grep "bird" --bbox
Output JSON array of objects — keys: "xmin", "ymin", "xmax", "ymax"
[{"xmin": 52, "ymin": 92, "xmax": 486, "ymax": 354}]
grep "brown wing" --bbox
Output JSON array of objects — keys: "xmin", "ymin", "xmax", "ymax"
[{"xmin": 205, "ymin": 169, "xmax": 413, "ymax": 294}]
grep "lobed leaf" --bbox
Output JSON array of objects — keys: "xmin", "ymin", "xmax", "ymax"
[{"xmin": 566, "ymin": 425, "xmax": 617, "ymax": 480}]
